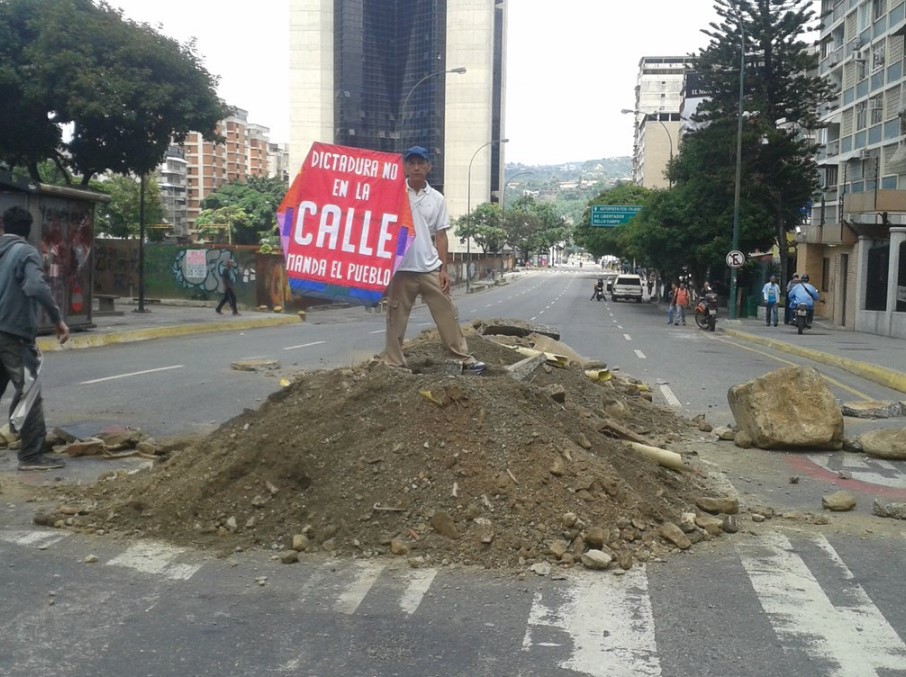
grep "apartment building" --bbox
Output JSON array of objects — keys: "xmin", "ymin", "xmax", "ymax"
[
  {"xmin": 812, "ymin": 0, "xmax": 906, "ymax": 338},
  {"xmin": 156, "ymin": 145, "xmax": 189, "ymax": 236},
  {"xmin": 289, "ymin": 0, "xmax": 507, "ymax": 252},
  {"xmin": 626, "ymin": 56, "xmax": 689, "ymax": 189}
]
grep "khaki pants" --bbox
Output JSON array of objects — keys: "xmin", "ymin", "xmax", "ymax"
[{"xmin": 384, "ymin": 270, "xmax": 472, "ymax": 368}]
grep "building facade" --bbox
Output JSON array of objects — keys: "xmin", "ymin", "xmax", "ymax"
[
  {"xmin": 627, "ymin": 56, "xmax": 688, "ymax": 189},
  {"xmin": 288, "ymin": 0, "xmax": 506, "ymax": 252},
  {"xmin": 811, "ymin": 0, "xmax": 906, "ymax": 338}
]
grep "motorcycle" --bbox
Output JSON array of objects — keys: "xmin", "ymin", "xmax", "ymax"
[
  {"xmin": 594, "ymin": 288, "xmax": 605, "ymax": 301},
  {"xmin": 794, "ymin": 302, "xmax": 812, "ymax": 335},
  {"xmin": 694, "ymin": 292, "xmax": 718, "ymax": 331}
]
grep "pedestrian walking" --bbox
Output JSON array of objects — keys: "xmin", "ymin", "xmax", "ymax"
[
  {"xmin": 0, "ymin": 206, "xmax": 70, "ymax": 471},
  {"xmin": 216, "ymin": 259, "xmax": 239, "ymax": 315},
  {"xmin": 666, "ymin": 282, "xmax": 678, "ymax": 325},
  {"xmin": 673, "ymin": 282, "xmax": 690, "ymax": 325},
  {"xmin": 383, "ymin": 146, "xmax": 485, "ymax": 374},
  {"xmin": 762, "ymin": 275, "xmax": 781, "ymax": 327},
  {"xmin": 784, "ymin": 273, "xmax": 800, "ymax": 325}
]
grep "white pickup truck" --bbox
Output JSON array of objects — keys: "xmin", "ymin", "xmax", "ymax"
[{"xmin": 611, "ymin": 274, "xmax": 644, "ymax": 302}]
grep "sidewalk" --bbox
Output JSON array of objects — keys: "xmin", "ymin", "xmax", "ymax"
[
  {"xmin": 36, "ymin": 300, "xmax": 304, "ymax": 352},
  {"xmin": 720, "ymin": 315, "xmax": 906, "ymax": 394}
]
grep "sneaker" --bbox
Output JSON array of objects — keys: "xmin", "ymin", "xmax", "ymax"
[
  {"xmin": 18, "ymin": 455, "xmax": 66, "ymax": 471},
  {"xmin": 462, "ymin": 360, "xmax": 487, "ymax": 375}
]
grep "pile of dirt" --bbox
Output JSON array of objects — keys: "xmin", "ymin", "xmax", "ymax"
[{"xmin": 47, "ymin": 322, "xmax": 727, "ymax": 570}]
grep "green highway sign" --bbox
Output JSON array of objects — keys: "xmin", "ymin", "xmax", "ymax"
[{"xmin": 590, "ymin": 205, "xmax": 642, "ymax": 227}]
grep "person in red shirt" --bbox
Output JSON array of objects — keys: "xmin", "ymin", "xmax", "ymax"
[{"xmin": 673, "ymin": 282, "xmax": 690, "ymax": 325}]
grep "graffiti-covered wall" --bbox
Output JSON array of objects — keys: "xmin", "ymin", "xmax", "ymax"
[{"xmin": 93, "ymin": 242, "xmax": 301, "ymax": 309}]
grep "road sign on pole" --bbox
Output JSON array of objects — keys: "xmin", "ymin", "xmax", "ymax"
[
  {"xmin": 590, "ymin": 205, "xmax": 642, "ymax": 227},
  {"xmin": 726, "ymin": 250, "xmax": 745, "ymax": 269}
]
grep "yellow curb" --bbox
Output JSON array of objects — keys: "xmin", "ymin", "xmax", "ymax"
[
  {"xmin": 721, "ymin": 327, "xmax": 906, "ymax": 394},
  {"xmin": 37, "ymin": 314, "xmax": 301, "ymax": 352}
]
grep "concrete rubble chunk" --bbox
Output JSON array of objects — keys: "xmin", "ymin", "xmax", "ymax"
[
  {"xmin": 840, "ymin": 400, "xmax": 904, "ymax": 419},
  {"xmin": 475, "ymin": 319, "xmax": 561, "ymax": 341},
  {"xmin": 694, "ymin": 496, "xmax": 739, "ymax": 515},
  {"xmin": 504, "ymin": 353, "xmax": 547, "ymax": 382},
  {"xmin": 429, "ymin": 511, "xmax": 459, "ymax": 540},
  {"xmin": 63, "ymin": 438, "xmax": 106, "ymax": 457},
  {"xmin": 694, "ymin": 514, "xmax": 724, "ymax": 537},
  {"xmin": 858, "ymin": 428, "xmax": 906, "ymax": 460},
  {"xmin": 873, "ymin": 499, "xmax": 906, "ymax": 520},
  {"xmin": 822, "ymin": 491, "xmax": 857, "ymax": 512},
  {"xmin": 713, "ymin": 426, "xmax": 736, "ymax": 441},
  {"xmin": 727, "ymin": 366, "xmax": 844, "ymax": 450},
  {"xmin": 659, "ymin": 522, "xmax": 691, "ymax": 550},
  {"xmin": 230, "ymin": 359, "xmax": 280, "ymax": 372},
  {"xmin": 580, "ymin": 549, "xmax": 613, "ymax": 570}
]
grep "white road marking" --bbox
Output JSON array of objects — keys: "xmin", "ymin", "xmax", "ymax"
[
  {"xmin": 0, "ymin": 530, "xmax": 66, "ymax": 548},
  {"xmin": 106, "ymin": 541, "xmax": 201, "ymax": 580},
  {"xmin": 398, "ymin": 568, "xmax": 437, "ymax": 615},
  {"xmin": 737, "ymin": 531, "xmax": 906, "ymax": 676},
  {"xmin": 806, "ymin": 532, "xmax": 853, "ymax": 581},
  {"xmin": 634, "ymin": 350, "xmax": 647, "ymax": 359},
  {"xmin": 334, "ymin": 561, "xmax": 386, "ymax": 615},
  {"xmin": 623, "ymin": 334, "xmax": 632, "ymax": 341},
  {"xmin": 659, "ymin": 385, "xmax": 682, "ymax": 408},
  {"xmin": 369, "ymin": 329, "xmax": 385, "ymax": 334},
  {"xmin": 81, "ymin": 364, "xmax": 183, "ymax": 385},
  {"xmin": 283, "ymin": 341, "xmax": 326, "ymax": 350},
  {"xmin": 523, "ymin": 566, "xmax": 660, "ymax": 676}
]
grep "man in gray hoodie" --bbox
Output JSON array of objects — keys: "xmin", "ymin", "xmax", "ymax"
[{"xmin": 0, "ymin": 206, "xmax": 70, "ymax": 470}]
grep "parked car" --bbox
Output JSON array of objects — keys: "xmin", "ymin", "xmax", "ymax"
[{"xmin": 611, "ymin": 274, "xmax": 644, "ymax": 302}]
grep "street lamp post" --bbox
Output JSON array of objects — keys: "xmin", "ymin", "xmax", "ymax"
[
  {"xmin": 621, "ymin": 109, "xmax": 674, "ymax": 188},
  {"xmin": 399, "ymin": 67, "xmax": 466, "ymax": 152},
  {"xmin": 467, "ymin": 138, "xmax": 508, "ymax": 292},
  {"xmin": 728, "ymin": 9, "xmax": 746, "ymax": 320}
]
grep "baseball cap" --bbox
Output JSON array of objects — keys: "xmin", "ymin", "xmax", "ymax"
[{"xmin": 404, "ymin": 146, "xmax": 430, "ymax": 161}]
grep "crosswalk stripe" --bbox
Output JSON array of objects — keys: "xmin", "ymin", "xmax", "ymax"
[
  {"xmin": 334, "ymin": 561, "xmax": 385, "ymax": 615},
  {"xmin": 737, "ymin": 531, "xmax": 906, "ymax": 675},
  {"xmin": 523, "ymin": 567, "xmax": 660, "ymax": 676},
  {"xmin": 398, "ymin": 568, "xmax": 437, "ymax": 615},
  {"xmin": 105, "ymin": 541, "xmax": 201, "ymax": 580},
  {"xmin": 0, "ymin": 529, "xmax": 66, "ymax": 548}
]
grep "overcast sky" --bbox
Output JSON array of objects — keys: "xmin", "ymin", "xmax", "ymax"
[{"xmin": 109, "ymin": 1, "xmax": 732, "ymax": 165}]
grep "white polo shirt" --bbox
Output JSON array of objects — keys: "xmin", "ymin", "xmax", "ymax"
[{"xmin": 398, "ymin": 181, "xmax": 449, "ymax": 273}]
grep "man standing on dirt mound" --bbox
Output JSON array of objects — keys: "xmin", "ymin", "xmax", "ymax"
[{"xmin": 383, "ymin": 146, "xmax": 485, "ymax": 375}]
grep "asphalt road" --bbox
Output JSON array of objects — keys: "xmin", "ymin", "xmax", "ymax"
[{"xmin": 2, "ymin": 269, "xmax": 906, "ymax": 676}]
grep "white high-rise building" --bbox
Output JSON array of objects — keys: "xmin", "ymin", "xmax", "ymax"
[
  {"xmin": 626, "ymin": 56, "xmax": 688, "ymax": 189},
  {"xmin": 289, "ymin": 0, "xmax": 507, "ymax": 252}
]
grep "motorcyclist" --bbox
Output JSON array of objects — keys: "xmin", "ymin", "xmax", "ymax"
[
  {"xmin": 787, "ymin": 273, "xmax": 819, "ymax": 327},
  {"xmin": 590, "ymin": 278, "xmax": 604, "ymax": 301}
]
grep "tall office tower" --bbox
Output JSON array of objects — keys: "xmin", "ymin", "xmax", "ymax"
[
  {"xmin": 627, "ymin": 56, "xmax": 688, "ymax": 189},
  {"xmin": 289, "ymin": 0, "xmax": 506, "ymax": 243}
]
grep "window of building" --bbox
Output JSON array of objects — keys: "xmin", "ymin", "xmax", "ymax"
[{"xmin": 821, "ymin": 258, "xmax": 830, "ymax": 292}]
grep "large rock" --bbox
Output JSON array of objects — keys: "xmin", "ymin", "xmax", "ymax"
[
  {"xmin": 858, "ymin": 428, "xmax": 906, "ymax": 460},
  {"xmin": 727, "ymin": 366, "xmax": 844, "ymax": 450}
]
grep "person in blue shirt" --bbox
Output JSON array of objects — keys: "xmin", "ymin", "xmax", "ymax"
[{"xmin": 787, "ymin": 274, "xmax": 819, "ymax": 327}]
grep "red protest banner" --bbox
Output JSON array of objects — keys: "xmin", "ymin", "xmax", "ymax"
[{"xmin": 277, "ymin": 143, "xmax": 414, "ymax": 304}]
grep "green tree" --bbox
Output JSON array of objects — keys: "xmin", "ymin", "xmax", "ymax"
[
  {"xmin": 195, "ymin": 205, "xmax": 253, "ymax": 245},
  {"xmin": 91, "ymin": 174, "xmax": 163, "ymax": 238},
  {"xmin": 574, "ymin": 183, "xmax": 653, "ymax": 260},
  {"xmin": 202, "ymin": 177, "xmax": 287, "ymax": 244},
  {"xmin": 0, "ymin": 0, "xmax": 229, "ymax": 184},
  {"xmin": 674, "ymin": 0, "xmax": 834, "ymax": 284},
  {"xmin": 454, "ymin": 203, "xmax": 507, "ymax": 253},
  {"xmin": 503, "ymin": 196, "xmax": 568, "ymax": 262}
]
